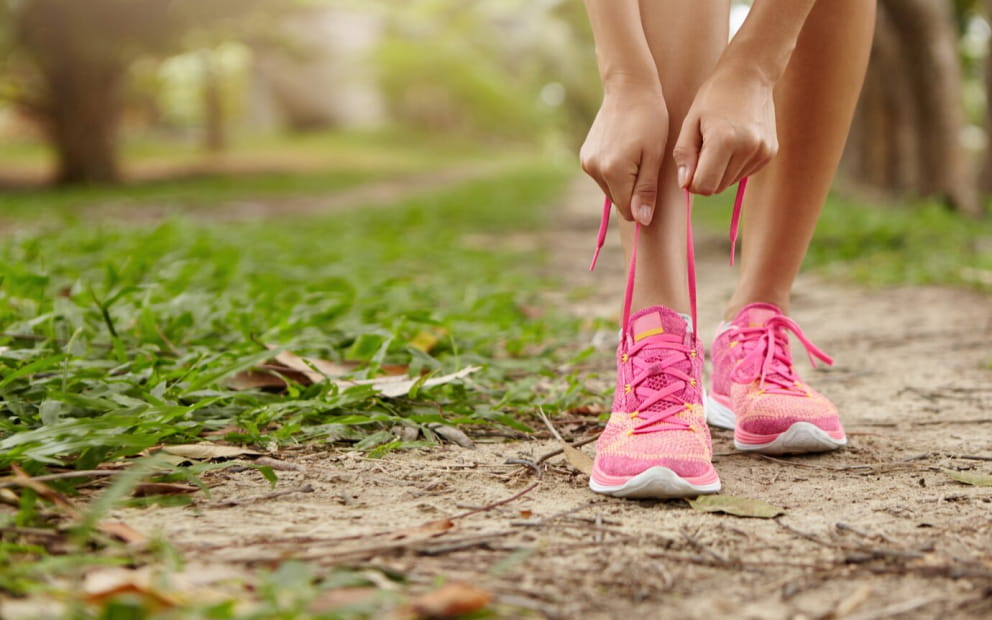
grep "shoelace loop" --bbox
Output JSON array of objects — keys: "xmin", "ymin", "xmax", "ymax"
[{"xmin": 730, "ymin": 314, "xmax": 833, "ymax": 393}]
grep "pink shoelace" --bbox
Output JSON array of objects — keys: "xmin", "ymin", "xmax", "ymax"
[
  {"xmin": 589, "ymin": 180, "xmax": 749, "ymax": 333},
  {"xmin": 730, "ymin": 314, "xmax": 833, "ymax": 394},
  {"xmin": 625, "ymin": 333, "xmax": 697, "ymax": 434},
  {"xmin": 588, "ymin": 181, "xmax": 747, "ymax": 432}
]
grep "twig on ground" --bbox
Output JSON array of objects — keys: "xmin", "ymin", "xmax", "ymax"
[
  {"xmin": 504, "ymin": 458, "xmax": 542, "ymax": 479},
  {"xmin": 451, "ymin": 482, "xmax": 541, "ymax": 520},
  {"xmin": 534, "ymin": 435, "xmax": 597, "ymax": 466},
  {"xmin": 843, "ymin": 596, "xmax": 941, "ymax": 620},
  {"xmin": 207, "ymin": 483, "xmax": 314, "ymax": 508},
  {"xmin": 536, "ymin": 407, "xmax": 565, "ymax": 442},
  {"xmin": 0, "ymin": 469, "xmax": 121, "ymax": 487}
]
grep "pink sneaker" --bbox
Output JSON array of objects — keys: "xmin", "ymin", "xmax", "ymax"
[
  {"xmin": 588, "ymin": 307, "xmax": 719, "ymax": 497},
  {"xmin": 587, "ymin": 190, "xmax": 722, "ymax": 498},
  {"xmin": 706, "ymin": 303, "xmax": 847, "ymax": 454}
]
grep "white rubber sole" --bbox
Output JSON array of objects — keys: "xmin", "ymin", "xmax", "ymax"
[
  {"xmin": 735, "ymin": 421, "xmax": 847, "ymax": 455},
  {"xmin": 703, "ymin": 390, "xmax": 736, "ymax": 430},
  {"xmin": 589, "ymin": 466, "xmax": 721, "ymax": 499}
]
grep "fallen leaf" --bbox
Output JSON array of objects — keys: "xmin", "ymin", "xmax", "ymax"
[
  {"xmin": 224, "ymin": 369, "xmax": 291, "ymax": 391},
  {"xmin": 562, "ymin": 444, "xmax": 593, "ymax": 475},
  {"xmin": 84, "ymin": 568, "xmax": 178, "ymax": 609},
  {"xmin": 384, "ymin": 518, "xmax": 455, "ymax": 542},
  {"xmin": 133, "ymin": 482, "xmax": 200, "ymax": 497},
  {"xmin": 96, "ymin": 520, "xmax": 147, "ymax": 545},
  {"xmin": 254, "ymin": 456, "xmax": 302, "ymax": 471},
  {"xmin": 162, "ymin": 443, "xmax": 263, "ymax": 460},
  {"xmin": 227, "ymin": 346, "xmax": 419, "ymax": 393},
  {"xmin": 273, "ymin": 349, "xmax": 355, "ymax": 383},
  {"xmin": 945, "ymin": 470, "xmax": 992, "ymax": 487},
  {"xmin": 409, "ymin": 582, "xmax": 491, "ymax": 619},
  {"xmin": 8, "ymin": 464, "xmax": 79, "ymax": 515},
  {"xmin": 361, "ymin": 366, "xmax": 479, "ymax": 398},
  {"xmin": 686, "ymin": 494, "xmax": 785, "ymax": 518},
  {"xmin": 428, "ymin": 423, "xmax": 475, "ymax": 449}
]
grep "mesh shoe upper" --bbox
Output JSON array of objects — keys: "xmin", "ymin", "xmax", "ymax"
[
  {"xmin": 593, "ymin": 306, "xmax": 715, "ymax": 480},
  {"xmin": 710, "ymin": 303, "xmax": 842, "ymax": 437}
]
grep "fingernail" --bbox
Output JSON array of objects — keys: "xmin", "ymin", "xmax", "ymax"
[
  {"xmin": 677, "ymin": 166, "xmax": 687, "ymax": 188},
  {"xmin": 638, "ymin": 205, "xmax": 653, "ymax": 225}
]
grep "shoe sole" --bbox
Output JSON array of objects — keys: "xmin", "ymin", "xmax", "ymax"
[
  {"xmin": 589, "ymin": 466, "xmax": 721, "ymax": 499},
  {"xmin": 703, "ymin": 392, "xmax": 846, "ymax": 455},
  {"xmin": 735, "ymin": 422, "xmax": 847, "ymax": 454}
]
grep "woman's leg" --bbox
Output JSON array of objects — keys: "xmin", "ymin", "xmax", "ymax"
[
  {"xmin": 725, "ymin": 0, "xmax": 876, "ymax": 318},
  {"xmin": 622, "ymin": 0, "xmax": 730, "ymax": 315}
]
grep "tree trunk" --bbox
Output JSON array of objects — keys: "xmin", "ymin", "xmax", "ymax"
[
  {"xmin": 201, "ymin": 51, "xmax": 227, "ymax": 152},
  {"xmin": 44, "ymin": 63, "xmax": 124, "ymax": 185},
  {"xmin": 15, "ymin": 0, "xmax": 125, "ymax": 185},
  {"xmin": 845, "ymin": 0, "xmax": 980, "ymax": 215},
  {"xmin": 982, "ymin": 0, "xmax": 992, "ymax": 195}
]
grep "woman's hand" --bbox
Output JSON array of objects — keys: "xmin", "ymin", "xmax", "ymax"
[
  {"xmin": 580, "ymin": 83, "xmax": 668, "ymax": 226},
  {"xmin": 673, "ymin": 64, "xmax": 778, "ymax": 196}
]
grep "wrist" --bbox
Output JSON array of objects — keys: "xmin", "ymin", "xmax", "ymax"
[
  {"xmin": 601, "ymin": 69, "xmax": 663, "ymax": 97},
  {"xmin": 715, "ymin": 48, "xmax": 783, "ymax": 88}
]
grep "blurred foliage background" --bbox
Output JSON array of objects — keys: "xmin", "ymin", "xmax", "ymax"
[
  {"xmin": 1, "ymin": 0, "xmax": 992, "ymax": 218},
  {"xmin": 0, "ymin": 0, "xmax": 597, "ymax": 189}
]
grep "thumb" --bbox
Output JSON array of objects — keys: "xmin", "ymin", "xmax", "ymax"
[
  {"xmin": 631, "ymin": 148, "xmax": 661, "ymax": 226},
  {"xmin": 672, "ymin": 114, "xmax": 701, "ymax": 190}
]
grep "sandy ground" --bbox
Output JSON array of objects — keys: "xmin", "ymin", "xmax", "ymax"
[{"xmin": 98, "ymin": 178, "xmax": 992, "ymax": 618}]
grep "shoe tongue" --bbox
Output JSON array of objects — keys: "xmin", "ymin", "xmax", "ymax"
[
  {"xmin": 626, "ymin": 306, "xmax": 694, "ymax": 416},
  {"xmin": 629, "ymin": 306, "xmax": 688, "ymax": 343},
  {"xmin": 735, "ymin": 303, "xmax": 783, "ymax": 328}
]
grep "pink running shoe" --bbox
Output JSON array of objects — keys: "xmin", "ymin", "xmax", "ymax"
[
  {"xmin": 706, "ymin": 303, "xmax": 847, "ymax": 454},
  {"xmin": 588, "ymin": 306, "xmax": 719, "ymax": 497},
  {"xmin": 586, "ymin": 190, "xmax": 725, "ymax": 498}
]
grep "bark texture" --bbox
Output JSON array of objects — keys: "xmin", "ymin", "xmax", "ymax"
[{"xmin": 845, "ymin": 0, "xmax": 979, "ymax": 214}]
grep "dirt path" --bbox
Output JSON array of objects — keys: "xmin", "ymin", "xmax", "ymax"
[{"xmin": 114, "ymin": 177, "xmax": 992, "ymax": 619}]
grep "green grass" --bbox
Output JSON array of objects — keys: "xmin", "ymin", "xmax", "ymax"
[
  {"xmin": 0, "ymin": 158, "xmax": 608, "ymax": 617},
  {"xmin": 0, "ymin": 162, "xmax": 600, "ymax": 471},
  {"xmin": 694, "ymin": 190, "xmax": 992, "ymax": 290}
]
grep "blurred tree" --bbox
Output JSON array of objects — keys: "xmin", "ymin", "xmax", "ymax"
[
  {"xmin": 370, "ymin": 0, "xmax": 598, "ymax": 145},
  {"xmin": 844, "ymin": 0, "xmax": 980, "ymax": 215},
  {"xmin": 3, "ymin": 0, "xmax": 283, "ymax": 185}
]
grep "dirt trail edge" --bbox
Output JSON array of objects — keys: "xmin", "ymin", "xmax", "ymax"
[{"xmin": 119, "ymin": 176, "xmax": 992, "ymax": 619}]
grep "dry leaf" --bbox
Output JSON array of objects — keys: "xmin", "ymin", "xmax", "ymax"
[
  {"xmin": 410, "ymin": 582, "xmax": 491, "ymax": 619},
  {"xmin": 254, "ymin": 456, "xmax": 302, "ymax": 471},
  {"xmin": 227, "ymin": 345, "xmax": 462, "ymax": 397},
  {"xmin": 687, "ymin": 494, "xmax": 785, "ymax": 518},
  {"xmin": 384, "ymin": 518, "xmax": 455, "ymax": 542},
  {"xmin": 133, "ymin": 482, "xmax": 200, "ymax": 497},
  {"xmin": 8, "ymin": 464, "xmax": 79, "ymax": 515},
  {"xmin": 945, "ymin": 470, "xmax": 992, "ymax": 487},
  {"xmin": 361, "ymin": 366, "xmax": 479, "ymax": 398},
  {"xmin": 428, "ymin": 424, "xmax": 475, "ymax": 449},
  {"xmin": 224, "ymin": 369, "xmax": 290, "ymax": 391},
  {"xmin": 162, "ymin": 443, "xmax": 263, "ymax": 460},
  {"xmin": 273, "ymin": 349, "xmax": 355, "ymax": 383},
  {"xmin": 96, "ymin": 521, "xmax": 147, "ymax": 545},
  {"xmin": 562, "ymin": 444, "xmax": 593, "ymax": 475},
  {"xmin": 84, "ymin": 568, "xmax": 179, "ymax": 609}
]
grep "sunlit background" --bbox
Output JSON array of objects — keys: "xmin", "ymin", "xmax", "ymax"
[{"xmin": 1, "ymin": 0, "xmax": 992, "ymax": 219}]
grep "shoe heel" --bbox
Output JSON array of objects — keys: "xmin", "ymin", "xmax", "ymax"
[{"xmin": 703, "ymin": 390, "xmax": 736, "ymax": 430}]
